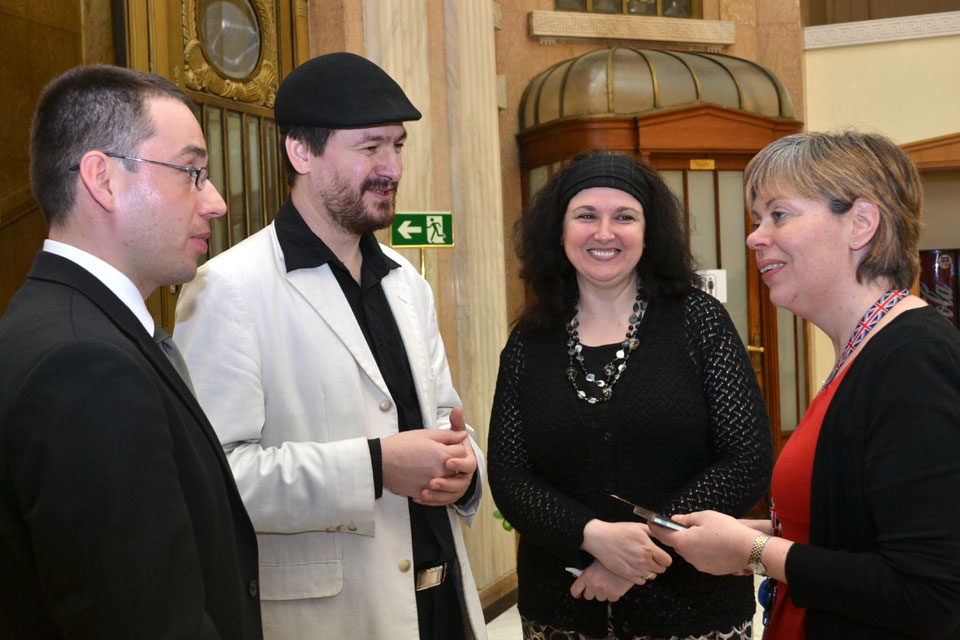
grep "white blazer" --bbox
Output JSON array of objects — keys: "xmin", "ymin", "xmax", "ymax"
[{"xmin": 175, "ymin": 223, "xmax": 487, "ymax": 640}]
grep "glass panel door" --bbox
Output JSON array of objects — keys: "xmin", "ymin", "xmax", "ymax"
[
  {"xmin": 204, "ymin": 106, "xmax": 228, "ymax": 258},
  {"xmin": 225, "ymin": 110, "xmax": 246, "ymax": 244},
  {"xmin": 119, "ymin": 0, "xmax": 291, "ymax": 334},
  {"xmin": 776, "ymin": 308, "xmax": 807, "ymax": 438},
  {"xmin": 246, "ymin": 115, "xmax": 264, "ymax": 235},
  {"xmin": 687, "ymin": 170, "xmax": 717, "ymax": 270},
  {"xmin": 667, "ymin": 166, "xmax": 808, "ymax": 455}
]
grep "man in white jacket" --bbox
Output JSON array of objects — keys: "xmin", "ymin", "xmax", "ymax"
[{"xmin": 174, "ymin": 53, "xmax": 487, "ymax": 640}]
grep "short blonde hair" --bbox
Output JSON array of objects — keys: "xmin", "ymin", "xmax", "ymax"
[{"xmin": 744, "ymin": 131, "xmax": 923, "ymax": 289}]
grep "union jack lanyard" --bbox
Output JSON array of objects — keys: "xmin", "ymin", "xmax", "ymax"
[{"xmin": 820, "ymin": 288, "xmax": 910, "ymax": 392}]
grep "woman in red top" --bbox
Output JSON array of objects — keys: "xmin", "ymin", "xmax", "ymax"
[{"xmin": 650, "ymin": 131, "xmax": 960, "ymax": 639}]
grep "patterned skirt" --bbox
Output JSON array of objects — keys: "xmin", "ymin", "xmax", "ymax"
[{"xmin": 521, "ymin": 614, "xmax": 753, "ymax": 640}]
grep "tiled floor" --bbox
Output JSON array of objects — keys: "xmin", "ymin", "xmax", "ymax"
[
  {"xmin": 486, "ymin": 576, "xmax": 765, "ymax": 640},
  {"xmin": 485, "ymin": 603, "xmax": 521, "ymax": 640}
]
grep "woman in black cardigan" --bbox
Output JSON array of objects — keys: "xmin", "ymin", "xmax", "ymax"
[
  {"xmin": 651, "ymin": 131, "xmax": 960, "ymax": 639},
  {"xmin": 488, "ymin": 152, "xmax": 772, "ymax": 639}
]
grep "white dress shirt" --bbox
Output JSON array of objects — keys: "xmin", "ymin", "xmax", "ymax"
[{"xmin": 42, "ymin": 239, "xmax": 154, "ymax": 335}]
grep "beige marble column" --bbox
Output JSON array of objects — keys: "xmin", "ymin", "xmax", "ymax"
[
  {"xmin": 310, "ymin": 0, "xmax": 365, "ymax": 56},
  {"xmin": 721, "ymin": 0, "xmax": 804, "ymax": 122},
  {"xmin": 363, "ymin": 0, "xmax": 433, "ymax": 218},
  {"xmin": 362, "ymin": 1, "xmax": 461, "ymax": 377},
  {"xmin": 443, "ymin": 0, "xmax": 514, "ymax": 597},
  {"xmin": 362, "ymin": 0, "xmax": 515, "ymax": 599}
]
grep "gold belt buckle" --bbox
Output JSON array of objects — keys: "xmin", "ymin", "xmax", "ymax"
[{"xmin": 415, "ymin": 562, "xmax": 448, "ymax": 591}]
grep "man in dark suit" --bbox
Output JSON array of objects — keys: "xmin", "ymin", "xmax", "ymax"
[{"xmin": 0, "ymin": 65, "xmax": 262, "ymax": 639}]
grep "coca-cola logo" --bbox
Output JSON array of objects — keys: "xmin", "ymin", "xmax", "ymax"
[{"xmin": 920, "ymin": 281, "xmax": 956, "ymax": 321}]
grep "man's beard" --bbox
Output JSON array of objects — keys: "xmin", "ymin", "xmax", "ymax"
[{"xmin": 319, "ymin": 175, "xmax": 397, "ymax": 236}]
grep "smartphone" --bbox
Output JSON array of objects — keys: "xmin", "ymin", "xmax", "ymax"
[{"xmin": 609, "ymin": 494, "xmax": 688, "ymax": 531}]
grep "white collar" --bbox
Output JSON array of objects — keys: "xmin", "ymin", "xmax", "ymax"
[{"xmin": 42, "ymin": 239, "xmax": 155, "ymax": 335}]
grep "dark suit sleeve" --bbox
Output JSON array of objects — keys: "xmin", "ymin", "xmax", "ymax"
[
  {"xmin": 785, "ymin": 336, "xmax": 960, "ymax": 637},
  {"xmin": 4, "ymin": 339, "xmax": 222, "ymax": 639}
]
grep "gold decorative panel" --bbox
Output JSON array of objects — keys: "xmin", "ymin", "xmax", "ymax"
[{"xmin": 183, "ymin": 0, "xmax": 279, "ymax": 107}]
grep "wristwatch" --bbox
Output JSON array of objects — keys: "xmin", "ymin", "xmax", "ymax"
[{"xmin": 748, "ymin": 533, "xmax": 770, "ymax": 576}]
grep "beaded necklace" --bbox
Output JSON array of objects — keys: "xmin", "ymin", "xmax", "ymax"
[
  {"xmin": 820, "ymin": 288, "xmax": 910, "ymax": 391},
  {"xmin": 565, "ymin": 284, "xmax": 647, "ymax": 404}
]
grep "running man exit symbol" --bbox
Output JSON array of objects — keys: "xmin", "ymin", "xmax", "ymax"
[
  {"xmin": 390, "ymin": 212, "xmax": 454, "ymax": 248},
  {"xmin": 426, "ymin": 216, "xmax": 446, "ymax": 244}
]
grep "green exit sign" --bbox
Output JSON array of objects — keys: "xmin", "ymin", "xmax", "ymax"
[{"xmin": 390, "ymin": 211, "xmax": 454, "ymax": 248}]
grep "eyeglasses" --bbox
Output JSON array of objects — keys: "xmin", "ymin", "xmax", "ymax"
[{"xmin": 69, "ymin": 152, "xmax": 209, "ymax": 190}]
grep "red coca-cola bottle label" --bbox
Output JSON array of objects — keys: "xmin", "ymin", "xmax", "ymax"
[{"xmin": 919, "ymin": 250, "xmax": 958, "ymax": 328}]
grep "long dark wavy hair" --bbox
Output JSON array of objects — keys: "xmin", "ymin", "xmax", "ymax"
[{"xmin": 515, "ymin": 151, "xmax": 700, "ymax": 331}]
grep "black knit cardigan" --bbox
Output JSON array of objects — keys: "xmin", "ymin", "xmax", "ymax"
[{"xmin": 489, "ymin": 288, "xmax": 773, "ymax": 638}]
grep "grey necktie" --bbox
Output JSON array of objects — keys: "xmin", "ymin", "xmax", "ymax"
[{"xmin": 153, "ymin": 326, "xmax": 196, "ymax": 394}]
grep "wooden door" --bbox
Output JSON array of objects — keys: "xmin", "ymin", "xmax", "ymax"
[
  {"xmin": 655, "ymin": 158, "xmax": 809, "ymax": 459},
  {"xmin": 0, "ymin": 2, "xmax": 115, "ymax": 315}
]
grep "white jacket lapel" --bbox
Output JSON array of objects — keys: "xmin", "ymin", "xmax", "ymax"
[
  {"xmin": 380, "ymin": 272, "xmax": 433, "ymax": 427},
  {"xmin": 284, "ymin": 265, "xmax": 391, "ymax": 398}
]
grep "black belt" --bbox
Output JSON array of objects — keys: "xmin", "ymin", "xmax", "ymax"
[{"xmin": 415, "ymin": 562, "xmax": 448, "ymax": 591}]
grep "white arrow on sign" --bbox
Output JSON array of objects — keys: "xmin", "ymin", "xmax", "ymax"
[{"xmin": 397, "ymin": 219, "xmax": 422, "ymax": 240}]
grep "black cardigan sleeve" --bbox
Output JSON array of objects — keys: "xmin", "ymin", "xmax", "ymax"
[
  {"xmin": 785, "ymin": 323, "xmax": 960, "ymax": 638},
  {"xmin": 657, "ymin": 291, "xmax": 773, "ymax": 518},
  {"xmin": 487, "ymin": 328, "xmax": 597, "ymax": 567}
]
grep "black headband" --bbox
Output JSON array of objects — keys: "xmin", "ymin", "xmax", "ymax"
[{"xmin": 558, "ymin": 154, "xmax": 650, "ymax": 213}]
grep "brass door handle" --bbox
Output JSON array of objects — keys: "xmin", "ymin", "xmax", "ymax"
[{"xmin": 748, "ymin": 335, "xmax": 764, "ymax": 379}]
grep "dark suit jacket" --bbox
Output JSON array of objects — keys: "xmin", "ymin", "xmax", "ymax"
[{"xmin": 0, "ymin": 252, "xmax": 263, "ymax": 639}]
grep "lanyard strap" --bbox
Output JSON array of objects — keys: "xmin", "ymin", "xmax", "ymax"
[{"xmin": 821, "ymin": 288, "xmax": 910, "ymax": 391}]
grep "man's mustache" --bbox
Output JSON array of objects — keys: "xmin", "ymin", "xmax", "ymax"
[{"xmin": 362, "ymin": 178, "xmax": 397, "ymax": 193}]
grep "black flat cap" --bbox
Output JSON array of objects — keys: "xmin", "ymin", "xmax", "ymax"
[{"xmin": 274, "ymin": 52, "xmax": 421, "ymax": 133}]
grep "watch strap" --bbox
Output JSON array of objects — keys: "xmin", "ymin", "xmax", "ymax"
[{"xmin": 749, "ymin": 533, "xmax": 770, "ymax": 574}]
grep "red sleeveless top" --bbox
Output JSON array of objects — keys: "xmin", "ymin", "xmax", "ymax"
[{"xmin": 763, "ymin": 362, "xmax": 853, "ymax": 640}]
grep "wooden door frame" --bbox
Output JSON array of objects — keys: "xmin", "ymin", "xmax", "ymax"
[{"xmin": 901, "ymin": 131, "xmax": 960, "ymax": 171}]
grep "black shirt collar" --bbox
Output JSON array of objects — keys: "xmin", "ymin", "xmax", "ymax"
[{"xmin": 274, "ymin": 196, "xmax": 399, "ymax": 283}]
